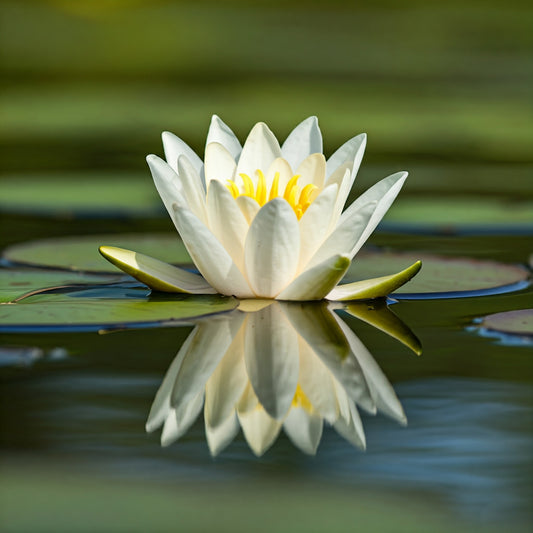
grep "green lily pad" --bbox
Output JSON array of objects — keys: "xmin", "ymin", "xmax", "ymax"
[
  {"xmin": 0, "ymin": 291, "xmax": 239, "ymax": 332},
  {"xmin": 381, "ymin": 196, "xmax": 533, "ymax": 234},
  {"xmin": 350, "ymin": 252, "xmax": 530, "ymax": 298},
  {"xmin": 4, "ymin": 234, "xmax": 530, "ymax": 298},
  {"xmin": 479, "ymin": 309, "xmax": 533, "ymax": 336},
  {"xmin": 3, "ymin": 234, "xmax": 190, "ymax": 272},
  {"xmin": 0, "ymin": 174, "xmax": 161, "ymax": 218},
  {"xmin": 0, "ymin": 269, "xmax": 124, "ymax": 303}
]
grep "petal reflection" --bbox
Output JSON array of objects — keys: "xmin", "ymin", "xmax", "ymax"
[{"xmin": 147, "ymin": 300, "xmax": 420, "ymax": 455}]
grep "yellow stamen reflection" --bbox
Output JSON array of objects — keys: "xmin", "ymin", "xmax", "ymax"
[{"xmin": 292, "ymin": 384, "xmax": 314, "ymax": 412}]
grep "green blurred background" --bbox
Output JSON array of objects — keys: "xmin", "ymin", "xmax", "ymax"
[
  {"xmin": 1, "ymin": 2, "xmax": 532, "ymax": 532},
  {"xmin": 1, "ymin": 0, "xmax": 532, "ymax": 195}
]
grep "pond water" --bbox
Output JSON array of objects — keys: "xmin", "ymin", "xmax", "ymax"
[{"xmin": 0, "ymin": 173, "xmax": 531, "ymax": 532}]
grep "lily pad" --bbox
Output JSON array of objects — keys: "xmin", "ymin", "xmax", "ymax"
[
  {"xmin": 349, "ymin": 252, "xmax": 530, "ymax": 298},
  {"xmin": 380, "ymin": 196, "xmax": 533, "ymax": 235},
  {"xmin": 3, "ymin": 234, "xmax": 530, "ymax": 299},
  {"xmin": 3, "ymin": 234, "xmax": 190, "ymax": 272},
  {"xmin": 0, "ymin": 174, "xmax": 162, "ymax": 218},
  {"xmin": 0, "ymin": 291, "xmax": 239, "ymax": 332},
  {"xmin": 0, "ymin": 269, "xmax": 124, "ymax": 303}
]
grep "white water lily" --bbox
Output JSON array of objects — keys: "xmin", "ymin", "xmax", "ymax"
[
  {"xmin": 146, "ymin": 301, "xmax": 413, "ymax": 456},
  {"xmin": 100, "ymin": 116, "xmax": 420, "ymax": 300}
]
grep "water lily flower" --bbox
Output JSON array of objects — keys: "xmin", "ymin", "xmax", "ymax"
[
  {"xmin": 100, "ymin": 116, "xmax": 420, "ymax": 300},
  {"xmin": 146, "ymin": 300, "xmax": 416, "ymax": 456}
]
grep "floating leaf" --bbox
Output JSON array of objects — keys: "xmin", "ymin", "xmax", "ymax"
[
  {"xmin": 0, "ymin": 269, "xmax": 124, "ymax": 303},
  {"xmin": 350, "ymin": 252, "xmax": 530, "ymax": 298},
  {"xmin": 0, "ymin": 174, "xmax": 161, "ymax": 218},
  {"xmin": 0, "ymin": 291, "xmax": 239, "ymax": 332},
  {"xmin": 3, "ymin": 235, "xmax": 530, "ymax": 299},
  {"xmin": 327, "ymin": 261, "xmax": 421, "ymax": 301},
  {"xmin": 381, "ymin": 196, "xmax": 533, "ymax": 235},
  {"xmin": 98, "ymin": 246, "xmax": 216, "ymax": 294},
  {"xmin": 3, "ymin": 234, "xmax": 190, "ymax": 272}
]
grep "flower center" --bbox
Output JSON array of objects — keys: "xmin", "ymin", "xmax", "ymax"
[{"xmin": 226, "ymin": 170, "xmax": 319, "ymax": 220}]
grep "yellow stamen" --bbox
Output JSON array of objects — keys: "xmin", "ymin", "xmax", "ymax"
[
  {"xmin": 239, "ymin": 173, "xmax": 255, "ymax": 197},
  {"xmin": 225, "ymin": 170, "xmax": 319, "ymax": 220},
  {"xmin": 297, "ymin": 183, "xmax": 319, "ymax": 216},
  {"xmin": 283, "ymin": 174, "xmax": 300, "ymax": 203},
  {"xmin": 226, "ymin": 180, "xmax": 239, "ymax": 198},
  {"xmin": 299, "ymin": 183, "xmax": 318, "ymax": 207},
  {"xmin": 269, "ymin": 172, "xmax": 280, "ymax": 201},
  {"xmin": 255, "ymin": 169, "xmax": 267, "ymax": 206}
]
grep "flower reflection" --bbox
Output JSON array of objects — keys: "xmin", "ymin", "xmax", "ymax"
[{"xmin": 146, "ymin": 300, "xmax": 420, "ymax": 456}]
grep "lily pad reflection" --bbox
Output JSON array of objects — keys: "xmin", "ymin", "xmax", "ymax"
[
  {"xmin": 470, "ymin": 309, "xmax": 533, "ymax": 347},
  {"xmin": 147, "ymin": 300, "xmax": 418, "ymax": 456}
]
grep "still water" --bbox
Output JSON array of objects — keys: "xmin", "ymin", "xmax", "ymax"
[{"xmin": 1, "ymin": 211, "xmax": 531, "ymax": 532}]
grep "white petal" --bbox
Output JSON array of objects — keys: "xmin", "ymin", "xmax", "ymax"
[
  {"xmin": 236, "ymin": 195, "xmax": 260, "ymax": 224},
  {"xmin": 177, "ymin": 155, "xmax": 208, "ymax": 223},
  {"xmin": 161, "ymin": 390, "xmax": 205, "ymax": 447},
  {"xmin": 281, "ymin": 303, "xmax": 372, "ymax": 411},
  {"xmin": 206, "ymin": 115, "xmax": 242, "ymax": 161},
  {"xmin": 172, "ymin": 204, "xmax": 254, "ymax": 298},
  {"xmin": 162, "ymin": 130, "xmax": 203, "ymax": 174},
  {"xmin": 276, "ymin": 254, "xmax": 350, "ymax": 301},
  {"xmin": 207, "ymin": 180, "xmax": 249, "ymax": 272},
  {"xmin": 205, "ymin": 412, "xmax": 240, "ymax": 456},
  {"xmin": 297, "ymin": 337, "xmax": 339, "ymax": 424},
  {"xmin": 326, "ymin": 165, "xmax": 353, "ymax": 231},
  {"xmin": 332, "ymin": 399, "xmax": 366, "ymax": 450},
  {"xmin": 337, "ymin": 318, "xmax": 406, "ymax": 424},
  {"xmin": 244, "ymin": 303, "xmax": 299, "ymax": 420},
  {"xmin": 237, "ymin": 385, "xmax": 282, "ymax": 456},
  {"xmin": 300, "ymin": 309, "xmax": 374, "ymax": 414},
  {"xmin": 326, "ymin": 135, "xmax": 367, "ymax": 229},
  {"xmin": 306, "ymin": 199, "xmax": 377, "ymax": 269},
  {"xmin": 146, "ymin": 325, "xmax": 200, "ymax": 432},
  {"xmin": 237, "ymin": 299, "xmax": 274, "ymax": 313},
  {"xmin": 338, "ymin": 171, "xmax": 408, "ymax": 258},
  {"xmin": 146, "ymin": 154, "xmax": 186, "ymax": 223},
  {"xmin": 326, "ymin": 133, "xmax": 366, "ymax": 180},
  {"xmin": 298, "ymin": 183, "xmax": 339, "ymax": 270},
  {"xmin": 204, "ymin": 326, "xmax": 248, "ymax": 429},
  {"xmin": 99, "ymin": 246, "xmax": 216, "ymax": 294},
  {"xmin": 283, "ymin": 407, "xmax": 323, "ymax": 455},
  {"xmin": 204, "ymin": 142, "xmax": 237, "ymax": 185},
  {"xmin": 244, "ymin": 198, "xmax": 300, "ymax": 298},
  {"xmin": 308, "ymin": 172, "xmax": 408, "ymax": 268},
  {"xmin": 295, "ymin": 153, "xmax": 326, "ymax": 189},
  {"xmin": 282, "ymin": 302, "xmax": 351, "ymax": 366},
  {"xmin": 281, "ymin": 116, "xmax": 322, "ymax": 171},
  {"xmin": 333, "ymin": 378, "xmax": 353, "ymax": 424},
  {"xmin": 326, "ymin": 161, "xmax": 353, "ymax": 190},
  {"xmin": 170, "ymin": 314, "xmax": 244, "ymax": 410},
  {"xmin": 266, "ymin": 157, "xmax": 294, "ymax": 191},
  {"xmin": 236, "ymin": 122, "xmax": 282, "ymax": 180}
]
